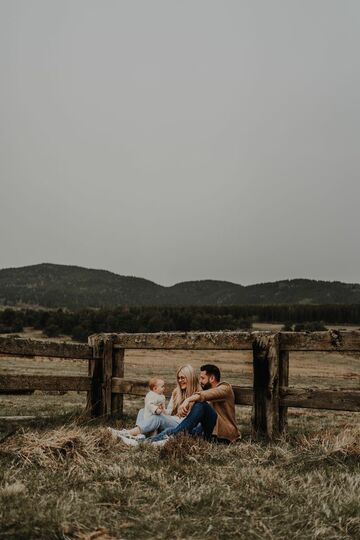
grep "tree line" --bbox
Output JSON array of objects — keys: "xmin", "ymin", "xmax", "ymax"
[{"xmin": 0, "ymin": 304, "xmax": 359, "ymax": 342}]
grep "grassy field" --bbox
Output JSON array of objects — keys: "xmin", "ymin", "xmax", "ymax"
[{"xmin": 0, "ymin": 329, "xmax": 359, "ymax": 539}]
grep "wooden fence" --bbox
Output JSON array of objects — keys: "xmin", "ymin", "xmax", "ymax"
[{"xmin": 0, "ymin": 331, "xmax": 359, "ymax": 440}]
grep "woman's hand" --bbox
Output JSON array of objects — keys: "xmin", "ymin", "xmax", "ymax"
[
  {"xmin": 178, "ymin": 394, "xmax": 200, "ymax": 416},
  {"xmin": 178, "ymin": 398, "xmax": 191, "ymax": 417}
]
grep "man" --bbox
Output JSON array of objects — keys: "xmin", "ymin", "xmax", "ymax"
[
  {"xmin": 177, "ymin": 364, "xmax": 240, "ymax": 443},
  {"xmin": 121, "ymin": 364, "xmax": 240, "ymax": 446}
]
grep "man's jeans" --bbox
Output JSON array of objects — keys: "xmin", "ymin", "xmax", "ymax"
[
  {"xmin": 136, "ymin": 408, "xmax": 181, "ymax": 434},
  {"xmin": 147, "ymin": 402, "xmax": 217, "ymax": 442}
]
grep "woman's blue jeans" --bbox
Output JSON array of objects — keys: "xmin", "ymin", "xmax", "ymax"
[{"xmin": 147, "ymin": 402, "xmax": 217, "ymax": 442}]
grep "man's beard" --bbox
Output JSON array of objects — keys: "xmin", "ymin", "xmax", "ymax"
[{"xmin": 201, "ymin": 382, "xmax": 212, "ymax": 390}]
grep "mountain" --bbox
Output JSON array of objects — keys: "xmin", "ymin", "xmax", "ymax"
[{"xmin": 0, "ymin": 263, "xmax": 360, "ymax": 308}]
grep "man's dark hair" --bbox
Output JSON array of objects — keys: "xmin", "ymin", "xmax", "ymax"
[{"xmin": 200, "ymin": 364, "xmax": 221, "ymax": 382}]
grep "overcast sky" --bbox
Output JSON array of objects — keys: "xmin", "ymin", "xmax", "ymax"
[{"xmin": 1, "ymin": 1, "xmax": 359, "ymax": 286}]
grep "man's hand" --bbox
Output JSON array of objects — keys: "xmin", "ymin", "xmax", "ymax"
[{"xmin": 178, "ymin": 394, "xmax": 200, "ymax": 416}]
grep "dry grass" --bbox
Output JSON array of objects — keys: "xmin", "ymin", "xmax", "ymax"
[
  {"xmin": 1, "ymin": 419, "xmax": 359, "ymax": 539},
  {"xmin": 75, "ymin": 530, "xmax": 115, "ymax": 540}
]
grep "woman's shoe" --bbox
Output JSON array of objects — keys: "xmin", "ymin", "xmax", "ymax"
[
  {"xmin": 107, "ymin": 427, "xmax": 132, "ymax": 439},
  {"xmin": 152, "ymin": 439, "xmax": 167, "ymax": 447},
  {"xmin": 108, "ymin": 427, "xmax": 123, "ymax": 440},
  {"xmin": 119, "ymin": 435, "xmax": 139, "ymax": 447},
  {"xmin": 118, "ymin": 428, "xmax": 132, "ymax": 436}
]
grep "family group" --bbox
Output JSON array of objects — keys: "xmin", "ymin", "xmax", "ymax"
[{"xmin": 109, "ymin": 364, "xmax": 240, "ymax": 447}]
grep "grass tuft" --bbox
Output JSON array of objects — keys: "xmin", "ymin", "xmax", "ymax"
[
  {"xmin": 63, "ymin": 524, "xmax": 116, "ymax": 540},
  {"xmin": 0, "ymin": 425, "xmax": 114, "ymax": 468},
  {"xmin": 159, "ymin": 432, "xmax": 211, "ymax": 462},
  {"xmin": 296, "ymin": 425, "xmax": 360, "ymax": 458}
]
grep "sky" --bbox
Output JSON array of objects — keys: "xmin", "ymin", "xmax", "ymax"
[{"xmin": 1, "ymin": 1, "xmax": 359, "ymax": 286}]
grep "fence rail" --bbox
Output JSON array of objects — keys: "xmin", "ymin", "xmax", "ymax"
[
  {"xmin": 109, "ymin": 330, "xmax": 360, "ymax": 351},
  {"xmin": 0, "ymin": 336, "xmax": 92, "ymax": 359},
  {"xmin": 0, "ymin": 331, "xmax": 359, "ymax": 440},
  {"xmin": 0, "ymin": 374, "xmax": 91, "ymax": 392}
]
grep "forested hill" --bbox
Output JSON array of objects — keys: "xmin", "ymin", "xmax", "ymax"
[{"xmin": 1, "ymin": 263, "xmax": 360, "ymax": 308}]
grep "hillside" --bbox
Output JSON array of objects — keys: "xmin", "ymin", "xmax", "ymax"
[{"xmin": 1, "ymin": 263, "xmax": 360, "ymax": 308}]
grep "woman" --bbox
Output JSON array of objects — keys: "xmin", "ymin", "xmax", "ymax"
[
  {"xmin": 117, "ymin": 364, "xmax": 200, "ymax": 440},
  {"xmin": 166, "ymin": 364, "xmax": 201, "ymax": 418}
]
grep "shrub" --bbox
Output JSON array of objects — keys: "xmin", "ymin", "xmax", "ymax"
[
  {"xmin": 282, "ymin": 321, "xmax": 293, "ymax": 331},
  {"xmin": 71, "ymin": 325, "xmax": 91, "ymax": 343},
  {"xmin": 294, "ymin": 321, "xmax": 327, "ymax": 332},
  {"xmin": 43, "ymin": 324, "xmax": 62, "ymax": 338}
]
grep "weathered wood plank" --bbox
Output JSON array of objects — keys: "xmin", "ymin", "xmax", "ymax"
[
  {"xmin": 0, "ymin": 336, "xmax": 92, "ymax": 359},
  {"xmin": 279, "ymin": 331, "xmax": 360, "ymax": 352},
  {"xmin": 0, "ymin": 389, "xmax": 34, "ymax": 395},
  {"xmin": 111, "ymin": 348, "xmax": 125, "ymax": 417},
  {"xmin": 279, "ymin": 350, "xmax": 289, "ymax": 434},
  {"xmin": 232, "ymin": 386, "xmax": 253, "ymax": 406},
  {"xmin": 111, "ymin": 377, "xmax": 253, "ymax": 406},
  {"xmin": 0, "ymin": 353, "xmax": 45, "ymax": 360},
  {"xmin": 101, "ymin": 331, "xmax": 254, "ymax": 350},
  {"xmin": 252, "ymin": 334, "xmax": 280, "ymax": 440},
  {"xmin": 280, "ymin": 387, "xmax": 360, "ymax": 412},
  {"xmin": 102, "ymin": 339, "xmax": 113, "ymax": 418},
  {"xmin": 0, "ymin": 375, "xmax": 91, "ymax": 392},
  {"xmin": 112, "ymin": 378, "xmax": 173, "ymax": 397},
  {"xmin": 86, "ymin": 336, "xmax": 104, "ymax": 417},
  {"xmin": 0, "ymin": 416, "xmax": 51, "ymax": 421}
]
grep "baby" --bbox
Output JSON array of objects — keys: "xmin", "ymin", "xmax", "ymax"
[
  {"xmin": 110, "ymin": 377, "xmax": 168, "ymax": 439},
  {"xmin": 143, "ymin": 377, "xmax": 166, "ymax": 420}
]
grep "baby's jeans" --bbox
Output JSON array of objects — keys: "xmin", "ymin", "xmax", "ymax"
[{"xmin": 136, "ymin": 408, "xmax": 181, "ymax": 434}]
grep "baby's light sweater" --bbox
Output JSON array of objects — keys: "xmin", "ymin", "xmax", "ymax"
[{"xmin": 144, "ymin": 390, "xmax": 166, "ymax": 419}]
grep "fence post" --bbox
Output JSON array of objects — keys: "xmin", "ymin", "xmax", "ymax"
[
  {"xmin": 279, "ymin": 349, "xmax": 289, "ymax": 434},
  {"xmin": 251, "ymin": 333, "xmax": 280, "ymax": 440},
  {"xmin": 102, "ymin": 338, "xmax": 113, "ymax": 418},
  {"xmin": 86, "ymin": 335, "xmax": 104, "ymax": 417},
  {"xmin": 111, "ymin": 347, "xmax": 125, "ymax": 417},
  {"xmin": 87, "ymin": 335, "xmax": 123, "ymax": 419}
]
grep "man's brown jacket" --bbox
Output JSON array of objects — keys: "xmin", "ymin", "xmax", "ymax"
[{"xmin": 196, "ymin": 382, "xmax": 240, "ymax": 442}]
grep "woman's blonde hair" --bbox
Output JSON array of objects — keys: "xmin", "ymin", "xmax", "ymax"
[{"xmin": 172, "ymin": 364, "xmax": 200, "ymax": 415}]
